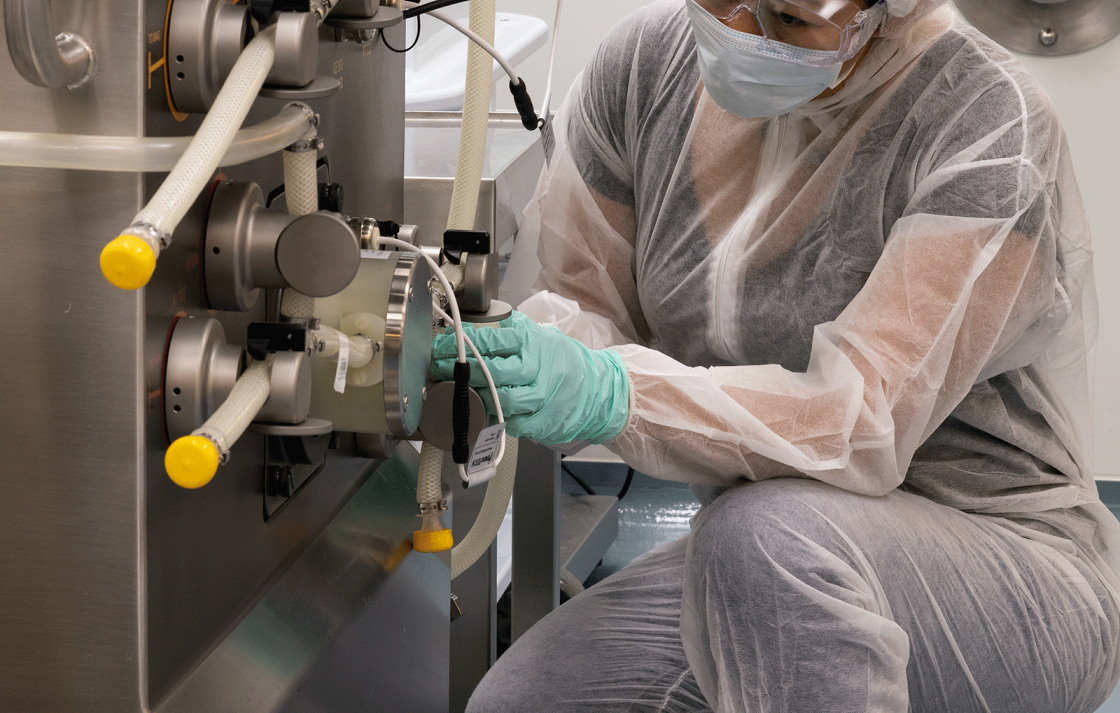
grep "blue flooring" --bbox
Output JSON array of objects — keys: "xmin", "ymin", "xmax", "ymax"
[{"xmin": 563, "ymin": 461, "xmax": 1120, "ymax": 710}]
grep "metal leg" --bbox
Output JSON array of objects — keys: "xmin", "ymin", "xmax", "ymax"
[
  {"xmin": 449, "ymin": 451, "xmax": 498, "ymax": 713},
  {"xmin": 511, "ymin": 439, "xmax": 560, "ymax": 642}
]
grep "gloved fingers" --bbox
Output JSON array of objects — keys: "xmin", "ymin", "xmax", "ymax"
[
  {"xmin": 430, "ymin": 324, "xmax": 487, "ymax": 361},
  {"xmin": 431, "ymin": 321, "xmax": 532, "ymax": 362},
  {"xmin": 431, "ymin": 350, "xmax": 543, "ymax": 389},
  {"xmin": 429, "ymin": 354, "xmax": 501, "ymax": 388}
]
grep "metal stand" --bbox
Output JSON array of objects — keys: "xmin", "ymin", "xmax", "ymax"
[{"xmin": 511, "ymin": 440, "xmax": 561, "ymax": 641}]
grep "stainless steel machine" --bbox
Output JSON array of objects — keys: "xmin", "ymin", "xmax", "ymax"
[{"xmin": 0, "ymin": 1, "xmax": 451, "ymax": 710}]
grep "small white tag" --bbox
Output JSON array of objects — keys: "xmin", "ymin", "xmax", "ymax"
[
  {"xmin": 540, "ymin": 118, "xmax": 556, "ymax": 166},
  {"xmin": 361, "ymin": 250, "xmax": 393, "ymax": 260},
  {"xmin": 466, "ymin": 423, "xmax": 506, "ymax": 486},
  {"xmin": 334, "ymin": 335, "xmax": 349, "ymax": 393}
]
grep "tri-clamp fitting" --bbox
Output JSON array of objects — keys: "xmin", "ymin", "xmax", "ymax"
[{"xmin": 414, "ymin": 499, "xmax": 453, "ymax": 553}]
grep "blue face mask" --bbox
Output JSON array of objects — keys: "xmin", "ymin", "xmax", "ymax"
[{"xmin": 685, "ymin": 0, "xmax": 844, "ymax": 119}]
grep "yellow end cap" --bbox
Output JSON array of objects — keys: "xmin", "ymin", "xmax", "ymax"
[
  {"xmin": 100, "ymin": 235, "xmax": 157, "ymax": 290},
  {"xmin": 413, "ymin": 528, "xmax": 454, "ymax": 553},
  {"xmin": 165, "ymin": 436, "xmax": 220, "ymax": 489}
]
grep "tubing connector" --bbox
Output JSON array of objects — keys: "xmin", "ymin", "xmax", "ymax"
[
  {"xmin": 414, "ymin": 501, "xmax": 453, "ymax": 553},
  {"xmin": 100, "ymin": 223, "xmax": 167, "ymax": 290}
]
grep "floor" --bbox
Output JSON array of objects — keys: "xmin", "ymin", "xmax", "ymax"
[{"xmin": 561, "ymin": 454, "xmax": 1120, "ymax": 711}]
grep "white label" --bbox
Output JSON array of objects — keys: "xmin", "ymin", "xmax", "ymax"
[
  {"xmin": 540, "ymin": 118, "xmax": 556, "ymax": 166},
  {"xmin": 466, "ymin": 423, "xmax": 506, "ymax": 486},
  {"xmin": 334, "ymin": 335, "xmax": 349, "ymax": 393},
  {"xmin": 361, "ymin": 250, "xmax": 393, "ymax": 260}
]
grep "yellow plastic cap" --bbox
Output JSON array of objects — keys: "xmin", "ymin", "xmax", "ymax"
[
  {"xmin": 413, "ymin": 528, "xmax": 454, "ymax": 553},
  {"xmin": 165, "ymin": 436, "xmax": 221, "ymax": 489},
  {"xmin": 100, "ymin": 235, "xmax": 157, "ymax": 290}
]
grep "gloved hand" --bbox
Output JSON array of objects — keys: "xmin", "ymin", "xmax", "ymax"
[{"xmin": 430, "ymin": 311, "xmax": 630, "ymax": 445}]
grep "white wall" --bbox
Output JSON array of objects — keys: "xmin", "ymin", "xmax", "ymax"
[
  {"xmin": 496, "ymin": 1, "xmax": 1120, "ymax": 478},
  {"xmin": 493, "ymin": 0, "xmax": 653, "ymax": 113}
]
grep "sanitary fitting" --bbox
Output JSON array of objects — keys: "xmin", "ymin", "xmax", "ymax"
[{"xmin": 414, "ymin": 499, "xmax": 452, "ymax": 553}]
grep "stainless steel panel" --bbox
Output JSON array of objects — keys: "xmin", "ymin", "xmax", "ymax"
[
  {"xmin": 954, "ymin": 0, "xmax": 1120, "ymax": 56},
  {"xmin": 158, "ymin": 444, "xmax": 449, "ymax": 713},
  {"xmin": 511, "ymin": 440, "xmax": 561, "ymax": 642},
  {"xmin": 1, "ymin": 1, "xmax": 439, "ymax": 710},
  {"xmin": 0, "ymin": 2, "xmax": 146, "ymax": 710}
]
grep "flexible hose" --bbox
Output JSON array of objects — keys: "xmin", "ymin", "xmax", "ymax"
[
  {"xmin": 445, "ymin": 0, "xmax": 495, "ymax": 232},
  {"xmin": 164, "ymin": 355, "xmax": 276, "ymax": 489},
  {"xmin": 0, "ymin": 103, "xmax": 314, "ymax": 172},
  {"xmin": 100, "ymin": 25, "xmax": 278, "ymax": 291},
  {"xmin": 196, "ymin": 356, "xmax": 275, "ymax": 457},
  {"xmin": 126, "ymin": 25, "xmax": 277, "ymax": 253},
  {"xmin": 280, "ymin": 127, "xmax": 321, "ymax": 320},
  {"xmin": 417, "ymin": 440, "xmax": 445, "ymax": 505},
  {"xmin": 451, "ymin": 434, "xmax": 517, "ymax": 579}
]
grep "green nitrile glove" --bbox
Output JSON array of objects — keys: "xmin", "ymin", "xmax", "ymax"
[{"xmin": 430, "ymin": 311, "xmax": 630, "ymax": 445}]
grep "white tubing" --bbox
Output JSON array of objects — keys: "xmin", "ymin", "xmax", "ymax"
[
  {"xmin": 417, "ymin": 440, "xmax": 445, "ymax": 505},
  {"xmin": 419, "ymin": 6, "xmax": 518, "ymax": 84},
  {"xmin": 0, "ymin": 103, "xmax": 314, "ymax": 172},
  {"xmin": 445, "ymin": 0, "xmax": 496, "ymax": 232},
  {"xmin": 280, "ymin": 126, "xmax": 321, "ymax": 320},
  {"xmin": 282, "ymin": 146, "xmax": 319, "ymax": 215},
  {"xmin": 451, "ymin": 435, "xmax": 518, "ymax": 579},
  {"xmin": 120, "ymin": 24, "xmax": 278, "ymax": 254},
  {"xmin": 194, "ymin": 356, "xmax": 275, "ymax": 458},
  {"xmin": 541, "ymin": 0, "xmax": 565, "ymax": 119}
]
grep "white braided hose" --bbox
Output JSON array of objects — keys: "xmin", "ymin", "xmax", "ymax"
[
  {"xmin": 417, "ymin": 440, "xmax": 445, "ymax": 505},
  {"xmin": 122, "ymin": 25, "xmax": 278, "ymax": 255},
  {"xmin": 451, "ymin": 435, "xmax": 517, "ymax": 579},
  {"xmin": 280, "ymin": 129, "xmax": 321, "ymax": 319},
  {"xmin": 445, "ymin": 0, "xmax": 496, "ymax": 232},
  {"xmin": 195, "ymin": 355, "xmax": 275, "ymax": 458}
]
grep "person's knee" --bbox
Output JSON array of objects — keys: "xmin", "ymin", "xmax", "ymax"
[{"xmin": 687, "ymin": 478, "xmax": 880, "ymax": 598}]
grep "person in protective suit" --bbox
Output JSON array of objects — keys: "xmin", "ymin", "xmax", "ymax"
[{"xmin": 433, "ymin": 0, "xmax": 1120, "ymax": 709}]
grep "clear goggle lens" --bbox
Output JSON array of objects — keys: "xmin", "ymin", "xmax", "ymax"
[{"xmin": 694, "ymin": 0, "xmax": 886, "ymax": 65}]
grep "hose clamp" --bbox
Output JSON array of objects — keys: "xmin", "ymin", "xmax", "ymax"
[
  {"xmin": 418, "ymin": 500, "xmax": 448, "ymax": 515},
  {"xmin": 194, "ymin": 430, "xmax": 231, "ymax": 464},
  {"xmin": 351, "ymin": 332, "xmax": 380, "ymax": 354},
  {"xmin": 286, "ymin": 135, "xmax": 324, "ymax": 153},
  {"xmin": 128, "ymin": 220, "xmax": 173, "ymax": 250}
]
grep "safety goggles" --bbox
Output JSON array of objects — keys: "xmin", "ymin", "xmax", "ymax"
[{"xmin": 692, "ymin": 0, "xmax": 888, "ymax": 65}]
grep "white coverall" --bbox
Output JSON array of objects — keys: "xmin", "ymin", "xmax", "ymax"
[{"xmin": 467, "ymin": 0, "xmax": 1120, "ymax": 710}]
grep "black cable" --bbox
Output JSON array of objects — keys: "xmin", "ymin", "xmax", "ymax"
[
  {"xmin": 560, "ymin": 462, "xmax": 596, "ymax": 496},
  {"xmin": 381, "ymin": 13, "xmax": 421, "ymax": 53},
  {"xmin": 616, "ymin": 467, "xmax": 635, "ymax": 501},
  {"xmin": 402, "ymin": 0, "xmax": 470, "ymax": 19}
]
